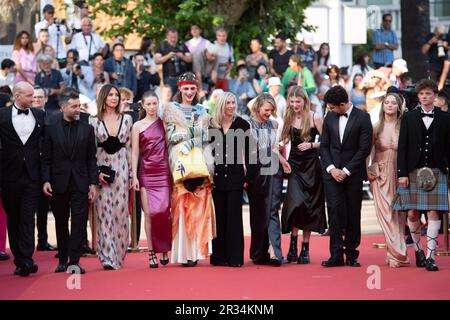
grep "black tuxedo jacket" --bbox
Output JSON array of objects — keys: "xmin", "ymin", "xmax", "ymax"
[
  {"xmin": 320, "ymin": 106, "xmax": 373, "ymax": 182},
  {"xmin": 0, "ymin": 106, "xmax": 45, "ymax": 184},
  {"xmin": 397, "ymin": 107, "xmax": 450, "ymax": 177},
  {"xmin": 41, "ymin": 113, "xmax": 98, "ymax": 193}
]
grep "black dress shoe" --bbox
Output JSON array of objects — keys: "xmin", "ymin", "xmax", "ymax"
[
  {"xmin": 346, "ymin": 259, "xmax": 361, "ymax": 267},
  {"xmin": 37, "ymin": 243, "xmax": 57, "ymax": 251},
  {"xmin": 321, "ymin": 258, "xmax": 345, "ymax": 267},
  {"xmin": 55, "ymin": 263, "xmax": 68, "ymax": 273},
  {"xmin": 28, "ymin": 264, "xmax": 38, "ymax": 274},
  {"xmin": 0, "ymin": 252, "xmax": 10, "ymax": 261},
  {"xmin": 81, "ymin": 246, "xmax": 96, "ymax": 255},
  {"xmin": 67, "ymin": 264, "xmax": 86, "ymax": 274},
  {"xmin": 14, "ymin": 266, "xmax": 30, "ymax": 277},
  {"xmin": 415, "ymin": 250, "xmax": 427, "ymax": 268},
  {"xmin": 425, "ymin": 258, "xmax": 439, "ymax": 271},
  {"xmin": 269, "ymin": 257, "xmax": 282, "ymax": 267},
  {"xmin": 160, "ymin": 252, "xmax": 169, "ymax": 266},
  {"xmin": 181, "ymin": 260, "xmax": 197, "ymax": 267},
  {"xmin": 103, "ymin": 265, "xmax": 115, "ymax": 270}
]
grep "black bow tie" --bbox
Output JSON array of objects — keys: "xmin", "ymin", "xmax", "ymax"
[
  {"xmin": 338, "ymin": 113, "xmax": 348, "ymax": 118},
  {"xmin": 17, "ymin": 108, "xmax": 29, "ymax": 115},
  {"xmin": 421, "ymin": 113, "xmax": 434, "ymax": 118}
]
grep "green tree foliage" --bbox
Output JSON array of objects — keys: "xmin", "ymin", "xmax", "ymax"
[{"xmin": 88, "ymin": 0, "xmax": 313, "ymax": 57}]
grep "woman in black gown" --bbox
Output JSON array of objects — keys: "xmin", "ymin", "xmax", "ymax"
[{"xmin": 280, "ymin": 86, "xmax": 327, "ymax": 264}]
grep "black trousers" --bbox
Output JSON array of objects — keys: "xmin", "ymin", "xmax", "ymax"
[
  {"xmin": 248, "ymin": 167, "xmax": 283, "ymax": 263},
  {"xmin": 51, "ymin": 180, "xmax": 88, "ymax": 265},
  {"xmin": 36, "ymin": 193, "xmax": 52, "ymax": 246},
  {"xmin": 1, "ymin": 172, "xmax": 40, "ymax": 268},
  {"xmin": 210, "ymin": 189, "xmax": 244, "ymax": 266},
  {"xmin": 323, "ymin": 177, "xmax": 362, "ymax": 261}
]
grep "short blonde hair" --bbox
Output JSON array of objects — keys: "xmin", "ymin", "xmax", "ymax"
[
  {"xmin": 251, "ymin": 92, "xmax": 277, "ymax": 118},
  {"xmin": 118, "ymin": 87, "xmax": 133, "ymax": 101}
]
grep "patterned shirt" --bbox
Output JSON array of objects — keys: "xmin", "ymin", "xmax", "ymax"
[{"xmin": 373, "ymin": 28, "xmax": 398, "ymax": 65}]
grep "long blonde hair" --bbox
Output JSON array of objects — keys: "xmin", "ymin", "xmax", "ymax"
[
  {"xmin": 281, "ymin": 85, "xmax": 311, "ymax": 144},
  {"xmin": 251, "ymin": 92, "xmax": 277, "ymax": 118},
  {"xmin": 211, "ymin": 92, "xmax": 237, "ymax": 129},
  {"xmin": 374, "ymin": 93, "xmax": 404, "ymax": 139}
]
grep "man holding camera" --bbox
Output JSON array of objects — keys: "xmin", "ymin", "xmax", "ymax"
[
  {"xmin": 34, "ymin": 54, "xmax": 65, "ymax": 117},
  {"xmin": 34, "ymin": 4, "xmax": 71, "ymax": 68},
  {"xmin": 61, "ymin": 49, "xmax": 95, "ymax": 100},
  {"xmin": 104, "ymin": 43, "xmax": 137, "ymax": 95},
  {"xmin": 134, "ymin": 53, "xmax": 160, "ymax": 102},
  {"xmin": 155, "ymin": 28, "xmax": 192, "ymax": 94},
  {"xmin": 68, "ymin": 18, "xmax": 106, "ymax": 64},
  {"xmin": 422, "ymin": 24, "xmax": 449, "ymax": 87}
]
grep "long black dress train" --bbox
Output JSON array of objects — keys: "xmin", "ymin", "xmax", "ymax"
[{"xmin": 281, "ymin": 126, "xmax": 327, "ymax": 234}]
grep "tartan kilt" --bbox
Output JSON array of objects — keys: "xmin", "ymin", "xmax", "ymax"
[{"xmin": 392, "ymin": 168, "xmax": 449, "ymax": 211}]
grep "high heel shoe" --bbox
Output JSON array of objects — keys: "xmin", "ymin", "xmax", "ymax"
[
  {"xmin": 160, "ymin": 252, "xmax": 169, "ymax": 266},
  {"xmin": 149, "ymin": 250, "xmax": 158, "ymax": 268}
]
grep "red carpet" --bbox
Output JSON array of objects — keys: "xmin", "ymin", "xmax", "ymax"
[{"xmin": 0, "ymin": 234, "xmax": 449, "ymax": 300}]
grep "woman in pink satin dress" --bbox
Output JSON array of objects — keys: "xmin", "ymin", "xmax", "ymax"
[
  {"xmin": 131, "ymin": 91, "xmax": 171, "ymax": 268},
  {"xmin": 368, "ymin": 93, "xmax": 409, "ymax": 267}
]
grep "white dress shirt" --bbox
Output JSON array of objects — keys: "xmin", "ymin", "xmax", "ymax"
[
  {"xmin": 69, "ymin": 32, "xmax": 105, "ymax": 62},
  {"xmin": 326, "ymin": 104, "xmax": 354, "ymax": 176},
  {"xmin": 421, "ymin": 106, "xmax": 434, "ymax": 130},
  {"xmin": 12, "ymin": 105, "xmax": 36, "ymax": 145},
  {"xmin": 34, "ymin": 20, "xmax": 70, "ymax": 59}
]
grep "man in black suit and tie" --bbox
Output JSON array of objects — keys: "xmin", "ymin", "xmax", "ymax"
[
  {"xmin": 42, "ymin": 88, "xmax": 98, "ymax": 274},
  {"xmin": 320, "ymin": 85, "xmax": 372, "ymax": 267},
  {"xmin": 0, "ymin": 82, "xmax": 45, "ymax": 277}
]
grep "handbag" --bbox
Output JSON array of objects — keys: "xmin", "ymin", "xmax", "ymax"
[
  {"xmin": 416, "ymin": 167, "xmax": 437, "ymax": 192},
  {"xmin": 98, "ymin": 165, "xmax": 116, "ymax": 184}
]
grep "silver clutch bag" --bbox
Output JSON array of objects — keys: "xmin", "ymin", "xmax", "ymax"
[{"xmin": 416, "ymin": 167, "xmax": 437, "ymax": 192}]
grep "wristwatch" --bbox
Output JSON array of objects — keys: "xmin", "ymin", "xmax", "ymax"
[{"xmin": 384, "ymin": 42, "xmax": 389, "ymax": 47}]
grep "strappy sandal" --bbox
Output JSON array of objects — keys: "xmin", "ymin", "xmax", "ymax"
[{"xmin": 149, "ymin": 250, "xmax": 158, "ymax": 268}]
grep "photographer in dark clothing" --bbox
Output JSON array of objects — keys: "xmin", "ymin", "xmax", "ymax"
[
  {"xmin": 155, "ymin": 28, "xmax": 192, "ymax": 94},
  {"xmin": 422, "ymin": 25, "xmax": 449, "ymax": 84}
]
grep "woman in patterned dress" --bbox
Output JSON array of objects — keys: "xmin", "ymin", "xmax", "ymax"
[{"xmin": 90, "ymin": 84, "xmax": 132, "ymax": 270}]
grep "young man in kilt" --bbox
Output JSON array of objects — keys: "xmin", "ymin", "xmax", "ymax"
[{"xmin": 394, "ymin": 79, "xmax": 450, "ymax": 271}]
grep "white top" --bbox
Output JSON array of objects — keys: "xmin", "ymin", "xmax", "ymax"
[
  {"xmin": 421, "ymin": 107, "xmax": 434, "ymax": 130},
  {"xmin": 326, "ymin": 104, "xmax": 354, "ymax": 176},
  {"xmin": 34, "ymin": 20, "xmax": 70, "ymax": 59},
  {"xmin": 69, "ymin": 32, "xmax": 105, "ymax": 62},
  {"xmin": 12, "ymin": 105, "xmax": 36, "ymax": 145}
]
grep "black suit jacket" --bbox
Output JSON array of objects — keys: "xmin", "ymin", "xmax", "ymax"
[
  {"xmin": 42, "ymin": 113, "xmax": 98, "ymax": 193},
  {"xmin": 0, "ymin": 106, "xmax": 45, "ymax": 184},
  {"xmin": 397, "ymin": 107, "xmax": 450, "ymax": 177},
  {"xmin": 320, "ymin": 106, "xmax": 373, "ymax": 182}
]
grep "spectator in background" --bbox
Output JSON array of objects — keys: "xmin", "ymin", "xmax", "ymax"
[
  {"xmin": 34, "ymin": 4, "xmax": 71, "ymax": 66},
  {"xmin": 185, "ymin": 25, "xmax": 211, "ymax": 87},
  {"xmin": 351, "ymin": 51, "xmax": 373, "ymax": 81},
  {"xmin": 294, "ymin": 34, "xmax": 317, "ymax": 73},
  {"xmin": 388, "ymin": 58, "xmax": 408, "ymax": 89},
  {"xmin": 245, "ymin": 37, "xmax": 269, "ymax": 80},
  {"xmin": 136, "ymin": 36, "xmax": 158, "ymax": 74},
  {"xmin": 158, "ymin": 84, "xmax": 173, "ymax": 117},
  {"xmin": 68, "ymin": 1, "xmax": 89, "ymax": 33},
  {"xmin": 34, "ymin": 54, "xmax": 65, "ymax": 116},
  {"xmin": 41, "ymin": 45, "xmax": 60, "ymax": 71},
  {"xmin": 91, "ymin": 52, "xmax": 110, "ymax": 85},
  {"xmin": 269, "ymin": 33, "xmax": 293, "ymax": 78},
  {"xmin": 350, "ymin": 73, "xmax": 366, "ymax": 111},
  {"xmin": 12, "ymin": 31, "xmax": 37, "ymax": 85},
  {"xmin": 134, "ymin": 53, "xmax": 160, "ymax": 103},
  {"xmin": 155, "ymin": 28, "xmax": 192, "ymax": 94},
  {"xmin": 316, "ymin": 43, "xmax": 331, "ymax": 76},
  {"xmin": 61, "ymin": 49, "xmax": 95, "ymax": 100},
  {"xmin": 326, "ymin": 65, "xmax": 340, "ymax": 87},
  {"xmin": 422, "ymin": 24, "xmax": 449, "ymax": 85},
  {"xmin": 34, "ymin": 29, "xmax": 50, "ymax": 55},
  {"xmin": 0, "ymin": 59, "xmax": 16, "ymax": 90},
  {"xmin": 104, "ymin": 43, "xmax": 137, "ymax": 95},
  {"xmin": 229, "ymin": 64, "xmax": 256, "ymax": 116},
  {"xmin": 252, "ymin": 63, "xmax": 270, "ymax": 95},
  {"xmin": 205, "ymin": 27, "xmax": 234, "ymax": 91},
  {"xmin": 435, "ymin": 90, "xmax": 449, "ymax": 112},
  {"xmin": 339, "ymin": 67, "xmax": 351, "ymax": 92},
  {"xmin": 203, "ymin": 88, "xmax": 224, "ymax": 115},
  {"xmin": 281, "ymin": 54, "xmax": 316, "ymax": 97},
  {"xmin": 69, "ymin": 18, "xmax": 107, "ymax": 64},
  {"xmin": 373, "ymin": 13, "xmax": 399, "ymax": 68}
]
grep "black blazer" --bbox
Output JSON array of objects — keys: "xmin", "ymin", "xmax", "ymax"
[
  {"xmin": 0, "ymin": 106, "xmax": 45, "ymax": 183},
  {"xmin": 41, "ymin": 113, "xmax": 98, "ymax": 193},
  {"xmin": 210, "ymin": 116, "xmax": 251, "ymax": 191},
  {"xmin": 397, "ymin": 107, "xmax": 450, "ymax": 177},
  {"xmin": 320, "ymin": 106, "xmax": 373, "ymax": 182}
]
